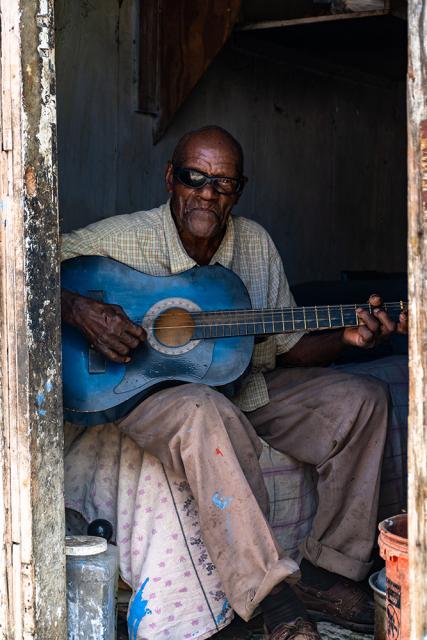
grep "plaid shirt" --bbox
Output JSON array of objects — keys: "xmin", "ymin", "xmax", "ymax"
[{"xmin": 61, "ymin": 202, "xmax": 303, "ymax": 411}]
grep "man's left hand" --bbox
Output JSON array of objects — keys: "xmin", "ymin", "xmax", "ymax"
[{"xmin": 342, "ymin": 294, "xmax": 408, "ymax": 349}]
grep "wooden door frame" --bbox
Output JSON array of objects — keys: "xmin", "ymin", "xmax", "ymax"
[
  {"xmin": 408, "ymin": 2, "xmax": 427, "ymax": 638},
  {"xmin": 0, "ymin": 0, "xmax": 425, "ymax": 638},
  {"xmin": 0, "ymin": 0, "xmax": 66, "ymax": 637}
]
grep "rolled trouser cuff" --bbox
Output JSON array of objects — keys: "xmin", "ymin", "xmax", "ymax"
[
  {"xmin": 301, "ymin": 536, "xmax": 373, "ymax": 582},
  {"xmin": 233, "ymin": 556, "xmax": 300, "ymax": 621}
]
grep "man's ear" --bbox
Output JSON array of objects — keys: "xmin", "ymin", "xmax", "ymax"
[{"xmin": 165, "ymin": 161, "xmax": 174, "ymax": 193}]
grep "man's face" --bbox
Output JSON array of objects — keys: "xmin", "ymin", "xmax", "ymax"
[{"xmin": 166, "ymin": 137, "xmax": 243, "ymax": 241}]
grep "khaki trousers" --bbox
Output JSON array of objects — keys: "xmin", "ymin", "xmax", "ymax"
[{"xmin": 118, "ymin": 367, "xmax": 389, "ymax": 621}]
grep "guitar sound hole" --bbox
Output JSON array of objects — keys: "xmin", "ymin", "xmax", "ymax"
[{"xmin": 153, "ymin": 308, "xmax": 195, "ymax": 348}]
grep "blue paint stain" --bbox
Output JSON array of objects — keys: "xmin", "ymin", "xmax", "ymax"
[
  {"xmin": 216, "ymin": 598, "xmax": 230, "ymax": 625},
  {"xmin": 212, "ymin": 491, "xmax": 233, "ymax": 510},
  {"xmin": 38, "ymin": 409, "xmax": 47, "ymax": 416},
  {"xmin": 45, "ymin": 380, "xmax": 53, "ymax": 392},
  {"xmin": 128, "ymin": 577, "xmax": 152, "ymax": 640},
  {"xmin": 36, "ymin": 392, "xmax": 45, "ymax": 407}
]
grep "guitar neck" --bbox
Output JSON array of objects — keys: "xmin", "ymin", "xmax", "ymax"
[{"xmin": 193, "ymin": 302, "xmax": 406, "ymax": 340}]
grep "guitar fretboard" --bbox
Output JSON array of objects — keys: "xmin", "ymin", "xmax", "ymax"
[{"xmin": 191, "ymin": 302, "xmax": 405, "ymax": 340}]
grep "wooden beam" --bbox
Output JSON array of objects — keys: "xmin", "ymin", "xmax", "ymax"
[
  {"xmin": 139, "ymin": 0, "xmax": 241, "ymax": 142},
  {"xmin": 407, "ymin": 1, "xmax": 427, "ymax": 638},
  {"xmin": 0, "ymin": 1, "xmax": 66, "ymax": 638},
  {"xmin": 236, "ymin": 10, "xmax": 389, "ymax": 31}
]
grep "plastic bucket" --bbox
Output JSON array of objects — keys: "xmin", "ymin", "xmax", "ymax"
[
  {"xmin": 378, "ymin": 514, "xmax": 408, "ymax": 640},
  {"xmin": 369, "ymin": 570, "xmax": 386, "ymax": 640}
]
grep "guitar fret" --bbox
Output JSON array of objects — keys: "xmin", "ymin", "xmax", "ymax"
[
  {"xmin": 292, "ymin": 308, "xmax": 305, "ymax": 330},
  {"xmin": 287, "ymin": 308, "xmax": 295, "ymax": 332},
  {"xmin": 315, "ymin": 306, "xmax": 329, "ymax": 329},
  {"xmin": 254, "ymin": 312, "xmax": 262, "ymax": 336},
  {"xmin": 228, "ymin": 313, "xmax": 233, "ymax": 337},
  {"xmin": 340, "ymin": 306, "xmax": 344, "ymax": 327},
  {"xmin": 302, "ymin": 306, "xmax": 307, "ymax": 329},
  {"xmin": 327, "ymin": 305, "xmax": 332, "ymax": 328},
  {"xmin": 266, "ymin": 311, "xmax": 274, "ymax": 334}
]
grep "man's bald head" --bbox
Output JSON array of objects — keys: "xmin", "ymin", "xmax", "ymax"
[{"xmin": 172, "ymin": 126, "xmax": 244, "ymax": 175}]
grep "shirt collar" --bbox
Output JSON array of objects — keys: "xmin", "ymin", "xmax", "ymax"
[{"xmin": 163, "ymin": 201, "xmax": 235, "ymax": 274}]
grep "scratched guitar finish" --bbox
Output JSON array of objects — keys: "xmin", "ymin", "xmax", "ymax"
[{"xmin": 61, "ymin": 256, "xmax": 405, "ymax": 426}]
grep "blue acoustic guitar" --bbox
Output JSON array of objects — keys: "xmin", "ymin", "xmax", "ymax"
[{"xmin": 61, "ymin": 256, "xmax": 406, "ymax": 426}]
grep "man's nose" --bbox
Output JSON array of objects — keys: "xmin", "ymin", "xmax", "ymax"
[{"xmin": 198, "ymin": 182, "xmax": 219, "ymax": 199}]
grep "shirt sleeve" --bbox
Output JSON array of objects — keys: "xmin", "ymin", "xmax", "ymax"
[
  {"xmin": 60, "ymin": 213, "xmax": 148, "ymax": 266},
  {"xmin": 61, "ymin": 218, "xmax": 119, "ymax": 262}
]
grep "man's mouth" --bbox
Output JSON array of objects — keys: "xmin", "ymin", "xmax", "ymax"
[{"xmin": 187, "ymin": 207, "xmax": 219, "ymax": 218}]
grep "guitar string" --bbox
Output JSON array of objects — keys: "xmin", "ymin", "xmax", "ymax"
[
  {"xmin": 140, "ymin": 302, "xmax": 404, "ymax": 317},
  {"xmin": 190, "ymin": 303, "xmax": 404, "ymax": 318},
  {"xmin": 137, "ymin": 303, "xmax": 405, "ymax": 330},
  {"xmin": 143, "ymin": 317, "xmax": 406, "ymax": 330},
  {"xmin": 138, "ymin": 302, "xmax": 405, "ymax": 323},
  {"xmin": 150, "ymin": 314, "xmax": 405, "ymax": 331}
]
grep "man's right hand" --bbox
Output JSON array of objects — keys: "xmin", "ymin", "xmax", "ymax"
[{"xmin": 61, "ymin": 289, "xmax": 146, "ymax": 364}]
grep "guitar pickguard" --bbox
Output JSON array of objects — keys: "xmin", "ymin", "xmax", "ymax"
[{"xmin": 114, "ymin": 339, "xmax": 215, "ymax": 395}]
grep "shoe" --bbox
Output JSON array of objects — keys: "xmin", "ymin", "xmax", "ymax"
[
  {"xmin": 265, "ymin": 618, "xmax": 321, "ymax": 640},
  {"xmin": 292, "ymin": 577, "xmax": 374, "ymax": 633}
]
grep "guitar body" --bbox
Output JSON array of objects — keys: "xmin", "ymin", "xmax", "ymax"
[{"xmin": 61, "ymin": 256, "xmax": 254, "ymax": 425}]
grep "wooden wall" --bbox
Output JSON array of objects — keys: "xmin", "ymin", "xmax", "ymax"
[{"xmin": 55, "ymin": 0, "xmax": 406, "ymax": 285}]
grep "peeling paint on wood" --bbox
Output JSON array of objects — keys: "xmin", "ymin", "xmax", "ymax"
[
  {"xmin": 0, "ymin": 0, "xmax": 66, "ymax": 638},
  {"xmin": 24, "ymin": 167, "xmax": 37, "ymax": 199},
  {"xmin": 420, "ymin": 120, "xmax": 427, "ymax": 220},
  {"xmin": 407, "ymin": 2, "xmax": 427, "ymax": 639}
]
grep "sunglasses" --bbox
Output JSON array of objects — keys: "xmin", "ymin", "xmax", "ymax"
[{"xmin": 173, "ymin": 166, "xmax": 245, "ymax": 195}]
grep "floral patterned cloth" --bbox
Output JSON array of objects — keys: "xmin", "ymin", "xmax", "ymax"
[{"xmin": 64, "ymin": 423, "xmax": 234, "ymax": 639}]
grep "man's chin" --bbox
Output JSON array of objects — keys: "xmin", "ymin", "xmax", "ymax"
[
  {"xmin": 188, "ymin": 224, "xmax": 219, "ymax": 239},
  {"xmin": 187, "ymin": 214, "xmax": 220, "ymax": 238}
]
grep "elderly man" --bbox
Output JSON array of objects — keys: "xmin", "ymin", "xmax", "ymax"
[{"xmin": 61, "ymin": 125, "xmax": 406, "ymax": 640}]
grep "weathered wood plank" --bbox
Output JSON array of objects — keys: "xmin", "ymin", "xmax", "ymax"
[
  {"xmin": 237, "ymin": 11, "xmax": 388, "ymax": 31},
  {"xmin": 407, "ymin": 1, "xmax": 427, "ymax": 638},
  {"xmin": 139, "ymin": 0, "xmax": 241, "ymax": 141},
  {"xmin": 0, "ymin": 0, "xmax": 66, "ymax": 638}
]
